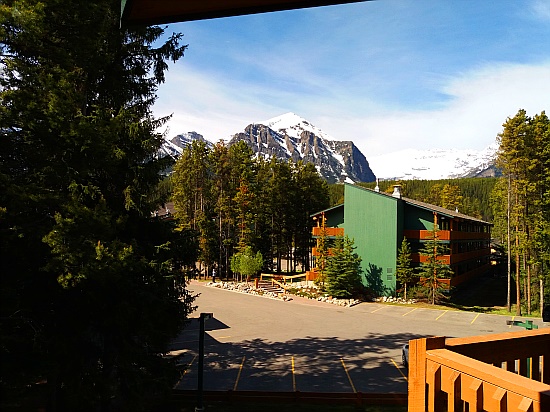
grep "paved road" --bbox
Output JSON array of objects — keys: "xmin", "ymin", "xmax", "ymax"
[{"xmin": 170, "ymin": 281, "xmax": 545, "ymax": 394}]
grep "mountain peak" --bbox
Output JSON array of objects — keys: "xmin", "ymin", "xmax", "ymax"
[
  {"xmin": 262, "ymin": 112, "xmax": 306, "ymax": 128},
  {"xmin": 228, "ymin": 113, "xmax": 375, "ymax": 184},
  {"xmin": 260, "ymin": 112, "xmax": 334, "ymax": 142}
]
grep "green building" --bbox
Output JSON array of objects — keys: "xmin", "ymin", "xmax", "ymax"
[{"xmin": 311, "ymin": 184, "xmax": 492, "ymax": 296}]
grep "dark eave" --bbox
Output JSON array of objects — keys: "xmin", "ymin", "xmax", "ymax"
[
  {"xmin": 310, "ymin": 203, "xmax": 344, "ymax": 218},
  {"xmin": 121, "ymin": 0, "xmax": 370, "ymax": 26}
]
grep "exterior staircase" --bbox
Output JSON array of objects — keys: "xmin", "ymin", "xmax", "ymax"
[{"xmin": 256, "ymin": 280, "xmax": 285, "ymax": 295}]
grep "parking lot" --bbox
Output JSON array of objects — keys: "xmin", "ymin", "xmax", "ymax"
[{"xmin": 170, "ymin": 281, "xmax": 545, "ymax": 394}]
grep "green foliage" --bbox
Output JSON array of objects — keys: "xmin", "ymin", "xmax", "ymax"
[
  {"xmin": 396, "ymin": 237, "xmax": 416, "ymax": 300},
  {"xmin": 492, "ymin": 109, "xmax": 550, "ymax": 315},
  {"xmin": 358, "ymin": 178, "xmax": 498, "ymax": 221},
  {"xmin": 313, "ymin": 225, "xmax": 330, "ymax": 288},
  {"xmin": 230, "ymin": 247, "xmax": 264, "ymax": 281},
  {"xmin": 0, "ymin": 1, "xmax": 196, "ymax": 409},
  {"xmin": 325, "ymin": 236, "xmax": 363, "ymax": 298},
  {"xmin": 171, "ymin": 144, "xmax": 330, "ymax": 277},
  {"xmin": 417, "ymin": 227, "xmax": 453, "ymax": 305},
  {"xmin": 328, "ymin": 184, "xmax": 345, "ymax": 206}
]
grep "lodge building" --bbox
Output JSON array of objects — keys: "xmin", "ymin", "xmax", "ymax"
[{"xmin": 309, "ymin": 183, "xmax": 492, "ymax": 296}]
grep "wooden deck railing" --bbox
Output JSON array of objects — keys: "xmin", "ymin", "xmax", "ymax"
[
  {"xmin": 312, "ymin": 227, "xmax": 344, "ymax": 237},
  {"xmin": 403, "ymin": 229, "xmax": 491, "ymax": 241},
  {"xmin": 408, "ymin": 330, "xmax": 550, "ymax": 412}
]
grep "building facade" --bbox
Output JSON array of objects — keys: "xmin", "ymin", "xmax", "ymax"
[{"xmin": 310, "ymin": 184, "xmax": 492, "ymax": 295}]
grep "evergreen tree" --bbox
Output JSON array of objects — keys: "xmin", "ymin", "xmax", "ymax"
[
  {"xmin": 440, "ymin": 184, "xmax": 463, "ymax": 211},
  {"xmin": 418, "ymin": 225, "xmax": 453, "ymax": 305},
  {"xmin": 493, "ymin": 109, "xmax": 550, "ymax": 315},
  {"xmin": 292, "ymin": 161, "xmax": 330, "ymax": 272},
  {"xmin": 0, "ymin": 1, "xmax": 195, "ymax": 409},
  {"xmin": 325, "ymin": 236, "xmax": 363, "ymax": 298},
  {"xmin": 396, "ymin": 237, "xmax": 416, "ymax": 300}
]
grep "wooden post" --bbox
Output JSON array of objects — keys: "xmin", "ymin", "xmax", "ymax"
[{"xmin": 408, "ymin": 336, "xmax": 446, "ymax": 412}]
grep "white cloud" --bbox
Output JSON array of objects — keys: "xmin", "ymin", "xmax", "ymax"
[
  {"xmin": 316, "ymin": 62, "xmax": 550, "ymax": 157},
  {"xmin": 155, "ymin": 61, "xmax": 550, "ymax": 158},
  {"xmin": 531, "ymin": 0, "xmax": 550, "ymax": 21}
]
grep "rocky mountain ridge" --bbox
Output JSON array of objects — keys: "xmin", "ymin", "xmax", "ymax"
[
  {"xmin": 228, "ymin": 113, "xmax": 376, "ymax": 184},
  {"xmin": 161, "ymin": 113, "xmax": 498, "ymax": 182}
]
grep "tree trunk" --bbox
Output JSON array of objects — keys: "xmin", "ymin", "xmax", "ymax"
[
  {"xmin": 515, "ymin": 193, "xmax": 521, "ymax": 316},
  {"xmin": 540, "ymin": 277, "xmax": 544, "ymax": 316},
  {"xmin": 527, "ymin": 261, "xmax": 531, "ymax": 315},
  {"xmin": 507, "ymin": 174, "xmax": 511, "ymax": 312}
]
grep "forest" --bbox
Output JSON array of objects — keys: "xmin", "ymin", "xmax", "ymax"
[
  {"xmin": 490, "ymin": 109, "xmax": 550, "ymax": 316},
  {"xmin": 329, "ymin": 177, "xmax": 498, "ymax": 222},
  {"xmin": 170, "ymin": 140, "xmax": 330, "ymax": 278}
]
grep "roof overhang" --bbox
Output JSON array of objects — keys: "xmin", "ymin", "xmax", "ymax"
[{"xmin": 121, "ymin": 0, "xmax": 370, "ymax": 26}]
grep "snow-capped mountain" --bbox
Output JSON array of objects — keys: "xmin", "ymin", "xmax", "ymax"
[
  {"xmin": 158, "ymin": 131, "xmax": 213, "ymax": 160},
  {"xmin": 161, "ymin": 113, "xmax": 499, "ymax": 182},
  {"xmin": 368, "ymin": 144, "xmax": 499, "ymax": 181},
  {"xmin": 228, "ymin": 113, "xmax": 376, "ymax": 184}
]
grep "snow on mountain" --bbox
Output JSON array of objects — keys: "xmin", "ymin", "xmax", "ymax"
[
  {"xmin": 368, "ymin": 143, "xmax": 498, "ymax": 180},
  {"xmin": 229, "ymin": 113, "xmax": 376, "ymax": 184},
  {"xmin": 161, "ymin": 113, "xmax": 499, "ymax": 182},
  {"xmin": 261, "ymin": 112, "xmax": 335, "ymax": 142},
  {"xmin": 159, "ymin": 131, "xmax": 212, "ymax": 159}
]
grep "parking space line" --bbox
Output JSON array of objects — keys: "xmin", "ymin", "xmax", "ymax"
[
  {"xmin": 435, "ymin": 310, "xmax": 448, "ymax": 320},
  {"xmin": 340, "ymin": 358, "xmax": 357, "ymax": 393},
  {"xmin": 391, "ymin": 358, "xmax": 407, "ymax": 381},
  {"xmin": 403, "ymin": 308, "xmax": 418, "ymax": 316},
  {"xmin": 291, "ymin": 356, "xmax": 296, "ymax": 391},
  {"xmin": 175, "ymin": 354, "xmax": 197, "ymax": 387},
  {"xmin": 371, "ymin": 306, "xmax": 386, "ymax": 313},
  {"xmin": 471, "ymin": 313, "xmax": 481, "ymax": 324},
  {"xmin": 233, "ymin": 356, "xmax": 246, "ymax": 391}
]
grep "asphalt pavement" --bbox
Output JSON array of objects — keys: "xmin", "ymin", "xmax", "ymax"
[{"xmin": 169, "ymin": 281, "xmax": 545, "ymax": 395}]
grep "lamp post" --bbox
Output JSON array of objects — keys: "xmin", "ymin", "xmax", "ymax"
[{"xmin": 196, "ymin": 312, "xmax": 213, "ymax": 412}]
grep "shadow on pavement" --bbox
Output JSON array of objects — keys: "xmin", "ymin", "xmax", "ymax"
[{"xmin": 171, "ymin": 320, "xmax": 423, "ymax": 394}]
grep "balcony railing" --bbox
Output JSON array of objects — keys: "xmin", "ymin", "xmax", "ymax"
[
  {"xmin": 404, "ymin": 229, "xmax": 491, "ymax": 241},
  {"xmin": 408, "ymin": 330, "xmax": 550, "ymax": 412},
  {"xmin": 312, "ymin": 227, "xmax": 344, "ymax": 237},
  {"xmin": 413, "ymin": 253, "xmax": 451, "ymax": 265},
  {"xmin": 311, "ymin": 247, "xmax": 339, "ymax": 257}
]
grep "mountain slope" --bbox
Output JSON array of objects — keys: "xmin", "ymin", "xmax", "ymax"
[
  {"xmin": 368, "ymin": 144, "xmax": 498, "ymax": 180},
  {"xmin": 228, "ymin": 113, "xmax": 376, "ymax": 184},
  {"xmin": 161, "ymin": 113, "xmax": 499, "ymax": 182}
]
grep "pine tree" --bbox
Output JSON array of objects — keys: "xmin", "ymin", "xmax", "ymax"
[
  {"xmin": 396, "ymin": 237, "xmax": 416, "ymax": 300},
  {"xmin": 1, "ymin": 1, "xmax": 195, "ymax": 409},
  {"xmin": 325, "ymin": 236, "xmax": 363, "ymax": 299},
  {"xmin": 418, "ymin": 225, "xmax": 453, "ymax": 305}
]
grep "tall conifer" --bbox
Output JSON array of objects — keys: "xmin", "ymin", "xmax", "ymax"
[{"xmin": 1, "ymin": 1, "xmax": 195, "ymax": 408}]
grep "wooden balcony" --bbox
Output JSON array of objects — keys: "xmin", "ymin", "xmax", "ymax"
[
  {"xmin": 408, "ymin": 330, "xmax": 550, "ymax": 412},
  {"xmin": 312, "ymin": 247, "xmax": 338, "ymax": 257},
  {"xmin": 404, "ymin": 229, "xmax": 491, "ymax": 241},
  {"xmin": 312, "ymin": 227, "xmax": 344, "ymax": 237},
  {"xmin": 413, "ymin": 253, "xmax": 451, "ymax": 265}
]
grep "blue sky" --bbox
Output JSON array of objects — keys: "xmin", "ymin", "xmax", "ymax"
[{"xmin": 154, "ymin": 0, "xmax": 550, "ymax": 157}]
